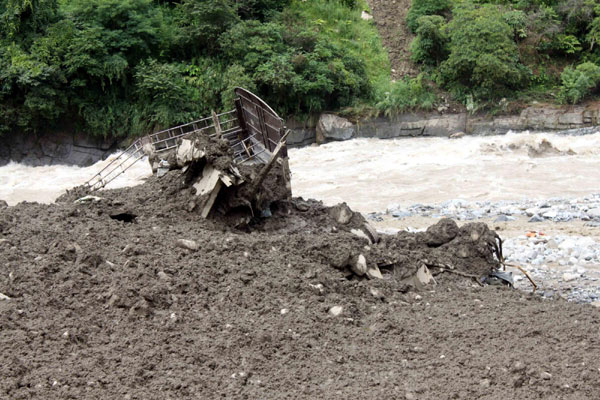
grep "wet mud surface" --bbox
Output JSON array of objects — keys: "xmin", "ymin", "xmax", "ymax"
[{"xmin": 1, "ymin": 172, "xmax": 600, "ymax": 399}]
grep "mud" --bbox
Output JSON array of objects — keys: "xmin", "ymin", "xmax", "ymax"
[{"xmin": 2, "ymin": 174, "xmax": 600, "ymax": 399}]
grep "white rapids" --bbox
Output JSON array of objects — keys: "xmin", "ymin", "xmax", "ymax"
[
  {"xmin": 0, "ymin": 154, "xmax": 152, "ymax": 206},
  {"xmin": 1, "ymin": 130, "xmax": 600, "ymax": 210},
  {"xmin": 288, "ymin": 130, "xmax": 600, "ymax": 213}
]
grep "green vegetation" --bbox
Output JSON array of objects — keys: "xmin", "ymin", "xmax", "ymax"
[
  {"xmin": 408, "ymin": 0, "xmax": 600, "ymax": 109},
  {"xmin": 8, "ymin": 0, "xmax": 600, "ymax": 140},
  {"xmin": 2, "ymin": 0, "xmax": 423, "ymax": 138}
]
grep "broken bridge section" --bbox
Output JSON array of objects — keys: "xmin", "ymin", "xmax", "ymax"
[{"xmin": 86, "ymin": 88, "xmax": 289, "ymax": 191}]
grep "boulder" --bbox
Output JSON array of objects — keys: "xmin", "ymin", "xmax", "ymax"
[
  {"xmin": 329, "ymin": 202, "xmax": 353, "ymax": 224},
  {"xmin": 316, "ymin": 114, "xmax": 355, "ymax": 144},
  {"xmin": 424, "ymin": 218, "xmax": 459, "ymax": 247},
  {"xmin": 350, "ymin": 254, "xmax": 367, "ymax": 276}
]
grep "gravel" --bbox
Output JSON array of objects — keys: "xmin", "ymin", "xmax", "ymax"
[{"xmin": 370, "ymin": 194, "xmax": 600, "ymax": 304}]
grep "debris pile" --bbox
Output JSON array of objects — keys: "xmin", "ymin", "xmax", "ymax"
[{"xmin": 144, "ymin": 130, "xmax": 291, "ymax": 226}]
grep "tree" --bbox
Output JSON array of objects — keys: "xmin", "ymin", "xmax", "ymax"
[
  {"xmin": 406, "ymin": 0, "xmax": 451, "ymax": 33},
  {"xmin": 440, "ymin": 3, "xmax": 529, "ymax": 100},
  {"xmin": 410, "ymin": 15, "xmax": 449, "ymax": 66}
]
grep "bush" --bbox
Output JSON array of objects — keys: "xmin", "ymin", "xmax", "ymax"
[
  {"xmin": 375, "ymin": 75, "xmax": 436, "ymax": 116},
  {"xmin": 410, "ymin": 15, "xmax": 448, "ymax": 66},
  {"xmin": 558, "ymin": 61, "xmax": 600, "ymax": 104},
  {"xmin": 406, "ymin": 0, "xmax": 451, "ymax": 33},
  {"xmin": 440, "ymin": 3, "xmax": 529, "ymax": 101}
]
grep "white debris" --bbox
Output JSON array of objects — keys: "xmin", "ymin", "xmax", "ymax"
[
  {"xmin": 175, "ymin": 239, "xmax": 199, "ymax": 251},
  {"xmin": 350, "ymin": 254, "xmax": 367, "ymax": 276},
  {"xmin": 328, "ymin": 306, "xmax": 343, "ymax": 316},
  {"xmin": 74, "ymin": 195, "xmax": 102, "ymax": 204},
  {"xmin": 562, "ymin": 273, "xmax": 580, "ymax": 282}
]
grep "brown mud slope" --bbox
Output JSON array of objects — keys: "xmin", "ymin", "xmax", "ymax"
[
  {"xmin": 1, "ymin": 174, "xmax": 600, "ymax": 399},
  {"xmin": 367, "ymin": 0, "xmax": 419, "ymax": 80}
]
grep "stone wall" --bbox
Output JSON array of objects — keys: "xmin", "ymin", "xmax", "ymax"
[
  {"xmin": 0, "ymin": 131, "xmax": 117, "ymax": 167},
  {"xmin": 287, "ymin": 103, "xmax": 600, "ymax": 146}
]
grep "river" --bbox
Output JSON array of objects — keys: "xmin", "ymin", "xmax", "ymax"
[{"xmin": 2, "ymin": 130, "xmax": 600, "ymax": 209}]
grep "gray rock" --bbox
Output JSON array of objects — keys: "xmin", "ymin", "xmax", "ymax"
[
  {"xmin": 329, "ymin": 202, "xmax": 353, "ymax": 224},
  {"xmin": 494, "ymin": 215, "xmax": 516, "ymax": 222},
  {"xmin": 316, "ymin": 114, "xmax": 355, "ymax": 144},
  {"xmin": 540, "ymin": 371, "xmax": 552, "ymax": 380},
  {"xmin": 366, "ymin": 264, "xmax": 383, "ymax": 280},
  {"xmin": 175, "ymin": 239, "xmax": 199, "ymax": 251},
  {"xmin": 0, "ymin": 200, "xmax": 7, "ymax": 208},
  {"xmin": 529, "ymin": 215, "xmax": 544, "ymax": 222}
]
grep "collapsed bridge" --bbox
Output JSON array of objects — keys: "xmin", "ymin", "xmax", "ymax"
[{"xmin": 86, "ymin": 87, "xmax": 290, "ymax": 191}]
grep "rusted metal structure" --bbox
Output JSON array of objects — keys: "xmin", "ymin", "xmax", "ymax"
[{"xmin": 86, "ymin": 88, "xmax": 288, "ymax": 190}]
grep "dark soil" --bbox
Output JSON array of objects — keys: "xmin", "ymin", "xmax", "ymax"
[{"xmin": 1, "ymin": 172, "xmax": 600, "ymax": 399}]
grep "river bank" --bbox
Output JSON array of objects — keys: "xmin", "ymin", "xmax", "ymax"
[{"xmin": 3, "ymin": 102, "xmax": 600, "ymax": 166}]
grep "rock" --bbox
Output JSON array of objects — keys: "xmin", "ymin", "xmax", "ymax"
[
  {"xmin": 540, "ymin": 371, "xmax": 552, "ymax": 380},
  {"xmin": 402, "ymin": 265, "xmax": 434, "ymax": 287},
  {"xmin": 316, "ymin": 114, "xmax": 355, "ymax": 144},
  {"xmin": 369, "ymin": 288, "xmax": 384, "ymax": 300},
  {"xmin": 494, "ymin": 215, "xmax": 515, "ymax": 222},
  {"xmin": 0, "ymin": 200, "xmax": 7, "ymax": 208},
  {"xmin": 360, "ymin": 10, "xmax": 373, "ymax": 20},
  {"xmin": 424, "ymin": 218, "xmax": 459, "ymax": 247},
  {"xmin": 350, "ymin": 228, "xmax": 372, "ymax": 244},
  {"xmin": 529, "ymin": 215, "xmax": 544, "ymax": 222},
  {"xmin": 176, "ymin": 139, "xmax": 204, "ymax": 167},
  {"xmin": 329, "ymin": 203, "xmax": 353, "ymax": 224},
  {"xmin": 562, "ymin": 273, "xmax": 579, "ymax": 282},
  {"xmin": 587, "ymin": 207, "xmax": 600, "ymax": 218},
  {"xmin": 0, "ymin": 293, "xmax": 10, "ymax": 300},
  {"xmin": 350, "ymin": 254, "xmax": 367, "ymax": 276},
  {"xmin": 449, "ymin": 131, "xmax": 465, "ymax": 139},
  {"xmin": 328, "ymin": 306, "xmax": 343, "ymax": 316},
  {"xmin": 175, "ymin": 239, "xmax": 199, "ymax": 251},
  {"xmin": 366, "ymin": 264, "xmax": 383, "ymax": 280},
  {"xmin": 74, "ymin": 195, "xmax": 102, "ymax": 204},
  {"xmin": 511, "ymin": 361, "xmax": 526, "ymax": 373}
]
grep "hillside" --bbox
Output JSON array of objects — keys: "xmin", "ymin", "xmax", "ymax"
[{"xmin": 366, "ymin": 0, "xmax": 419, "ymax": 80}]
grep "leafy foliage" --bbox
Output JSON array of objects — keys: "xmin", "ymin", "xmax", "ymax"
[
  {"xmin": 410, "ymin": 15, "xmax": 449, "ymax": 66},
  {"xmin": 558, "ymin": 61, "xmax": 600, "ymax": 103},
  {"xmin": 0, "ymin": 0, "xmax": 388, "ymax": 137},
  {"xmin": 406, "ymin": 0, "xmax": 451, "ymax": 33},
  {"xmin": 375, "ymin": 75, "xmax": 436, "ymax": 116},
  {"xmin": 440, "ymin": 3, "xmax": 529, "ymax": 101}
]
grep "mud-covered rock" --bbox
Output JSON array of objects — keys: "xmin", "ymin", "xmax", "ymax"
[{"xmin": 424, "ymin": 218, "xmax": 459, "ymax": 247}]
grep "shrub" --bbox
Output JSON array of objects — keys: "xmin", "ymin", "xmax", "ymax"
[
  {"xmin": 440, "ymin": 3, "xmax": 529, "ymax": 101},
  {"xmin": 410, "ymin": 15, "xmax": 448, "ymax": 66},
  {"xmin": 406, "ymin": 0, "xmax": 451, "ymax": 33},
  {"xmin": 558, "ymin": 61, "xmax": 600, "ymax": 104},
  {"xmin": 375, "ymin": 75, "xmax": 436, "ymax": 116}
]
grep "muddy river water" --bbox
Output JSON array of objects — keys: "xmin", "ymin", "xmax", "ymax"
[{"xmin": 2, "ymin": 130, "xmax": 599, "ymax": 210}]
